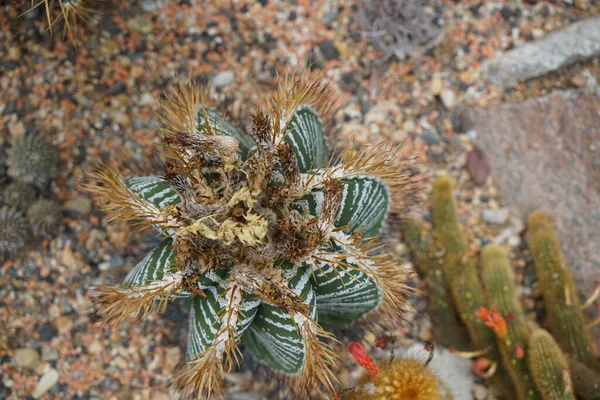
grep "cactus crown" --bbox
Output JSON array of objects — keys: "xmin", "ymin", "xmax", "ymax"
[{"xmin": 86, "ymin": 75, "xmax": 411, "ymax": 397}]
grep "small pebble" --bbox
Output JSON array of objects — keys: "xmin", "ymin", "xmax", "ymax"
[
  {"xmin": 127, "ymin": 16, "xmax": 155, "ymax": 35},
  {"xmin": 213, "ymin": 71, "xmax": 235, "ymax": 88},
  {"xmin": 483, "ymin": 208, "xmax": 509, "ymax": 225},
  {"xmin": 15, "ymin": 348, "xmax": 40, "ymax": 369},
  {"xmin": 440, "ymin": 88, "xmax": 456, "ymax": 109},
  {"xmin": 66, "ymin": 196, "xmax": 92, "ymax": 216},
  {"xmin": 430, "ymin": 72, "xmax": 443, "ymax": 95},
  {"xmin": 421, "ymin": 130, "xmax": 441, "ymax": 145},
  {"xmin": 41, "ymin": 345, "xmax": 59, "ymax": 362},
  {"xmin": 33, "ymin": 367, "xmax": 59, "ymax": 399}
]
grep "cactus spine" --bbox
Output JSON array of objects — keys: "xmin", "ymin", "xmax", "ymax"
[
  {"xmin": 431, "ymin": 176, "xmax": 496, "ymax": 351},
  {"xmin": 481, "ymin": 244, "xmax": 540, "ymax": 400},
  {"xmin": 527, "ymin": 211, "xmax": 597, "ymax": 369},
  {"xmin": 402, "ymin": 217, "xmax": 472, "ymax": 350},
  {"xmin": 528, "ymin": 329, "xmax": 575, "ymax": 400}
]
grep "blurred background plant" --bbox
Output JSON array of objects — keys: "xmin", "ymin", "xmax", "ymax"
[
  {"xmin": 357, "ymin": 0, "xmax": 446, "ymax": 61},
  {"xmin": 0, "ymin": 134, "xmax": 61, "ymax": 262},
  {"xmin": 21, "ymin": 0, "xmax": 99, "ymax": 42}
]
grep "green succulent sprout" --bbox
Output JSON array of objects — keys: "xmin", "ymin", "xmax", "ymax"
[
  {"xmin": 7, "ymin": 134, "xmax": 59, "ymax": 189},
  {"xmin": 86, "ymin": 76, "xmax": 412, "ymax": 397},
  {"xmin": 27, "ymin": 199, "xmax": 62, "ymax": 239},
  {"xmin": 0, "ymin": 206, "xmax": 29, "ymax": 260}
]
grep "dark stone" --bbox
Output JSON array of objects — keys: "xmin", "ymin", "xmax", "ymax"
[
  {"xmin": 465, "ymin": 147, "xmax": 490, "ymax": 186},
  {"xmin": 108, "ymin": 82, "xmax": 127, "ymax": 96},
  {"xmin": 319, "ymin": 39, "xmax": 340, "ymax": 61},
  {"xmin": 420, "ymin": 130, "xmax": 441, "ymax": 145},
  {"xmin": 37, "ymin": 323, "xmax": 58, "ymax": 341}
]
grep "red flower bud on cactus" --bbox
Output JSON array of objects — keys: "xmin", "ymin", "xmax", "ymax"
[{"xmin": 348, "ymin": 342, "xmax": 379, "ymax": 378}]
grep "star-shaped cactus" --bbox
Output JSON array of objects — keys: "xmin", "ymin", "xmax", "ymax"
[{"xmin": 87, "ymin": 75, "xmax": 411, "ymax": 397}]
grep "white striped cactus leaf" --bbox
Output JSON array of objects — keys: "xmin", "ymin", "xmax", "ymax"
[
  {"xmin": 283, "ymin": 106, "xmax": 328, "ymax": 172},
  {"xmin": 311, "ymin": 257, "xmax": 382, "ymax": 328},
  {"xmin": 125, "ymin": 176, "xmax": 181, "ymax": 209},
  {"xmin": 336, "ymin": 177, "xmax": 391, "ymax": 238},
  {"xmin": 241, "ymin": 264, "xmax": 315, "ymax": 374},
  {"xmin": 122, "ymin": 238, "xmax": 177, "ymax": 287},
  {"xmin": 187, "ymin": 284, "xmax": 260, "ymax": 361},
  {"xmin": 88, "ymin": 76, "xmax": 411, "ymax": 397}
]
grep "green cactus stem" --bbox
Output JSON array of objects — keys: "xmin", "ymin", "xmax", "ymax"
[
  {"xmin": 481, "ymin": 244, "xmax": 540, "ymax": 400},
  {"xmin": 402, "ymin": 217, "xmax": 471, "ymax": 351},
  {"xmin": 528, "ymin": 329, "xmax": 576, "ymax": 400},
  {"xmin": 431, "ymin": 176, "xmax": 496, "ymax": 352},
  {"xmin": 567, "ymin": 356, "xmax": 600, "ymax": 400},
  {"xmin": 527, "ymin": 210, "xmax": 597, "ymax": 369}
]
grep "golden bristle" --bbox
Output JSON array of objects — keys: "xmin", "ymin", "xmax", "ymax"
[
  {"xmin": 54, "ymin": 0, "xmax": 98, "ymax": 39},
  {"xmin": 297, "ymin": 318, "xmax": 340, "ymax": 395},
  {"xmin": 93, "ymin": 275, "xmax": 184, "ymax": 326},
  {"xmin": 269, "ymin": 73, "xmax": 336, "ymax": 144},
  {"xmin": 325, "ymin": 232, "xmax": 413, "ymax": 321},
  {"xmin": 83, "ymin": 166, "xmax": 170, "ymax": 231},
  {"xmin": 303, "ymin": 143, "xmax": 411, "ymax": 195},
  {"xmin": 175, "ymin": 347, "xmax": 226, "ymax": 399},
  {"xmin": 159, "ymin": 83, "xmax": 208, "ymax": 140},
  {"xmin": 177, "ymin": 285, "xmax": 247, "ymax": 398}
]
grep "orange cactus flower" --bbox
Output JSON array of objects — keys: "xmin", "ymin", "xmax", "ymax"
[
  {"xmin": 348, "ymin": 342, "xmax": 379, "ymax": 378},
  {"xmin": 475, "ymin": 306, "xmax": 508, "ymax": 338}
]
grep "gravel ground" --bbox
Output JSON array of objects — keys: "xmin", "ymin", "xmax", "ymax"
[{"xmin": 0, "ymin": 1, "xmax": 598, "ymax": 399}]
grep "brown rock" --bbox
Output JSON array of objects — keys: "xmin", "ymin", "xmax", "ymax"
[
  {"xmin": 459, "ymin": 90, "xmax": 600, "ymax": 327},
  {"xmin": 466, "ymin": 147, "xmax": 490, "ymax": 186}
]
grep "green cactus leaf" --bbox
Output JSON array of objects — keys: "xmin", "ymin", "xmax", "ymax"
[
  {"xmin": 336, "ymin": 177, "xmax": 390, "ymax": 237},
  {"xmin": 125, "ymin": 176, "xmax": 181, "ymax": 209},
  {"xmin": 122, "ymin": 238, "xmax": 178, "ymax": 287},
  {"xmin": 122, "ymin": 239, "xmax": 222, "ymax": 296},
  {"xmin": 311, "ymin": 259, "xmax": 382, "ymax": 328},
  {"xmin": 187, "ymin": 285, "xmax": 260, "ymax": 361},
  {"xmin": 198, "ymin": 108, "xmax": 254, "ymax": 159},
  {"xmin": 241, "ymin": 264, "xmax": 315, "ymax": 374},
  {"xmin": 284, "ymin": 106, "xmax": 328, "ymax": 172}
]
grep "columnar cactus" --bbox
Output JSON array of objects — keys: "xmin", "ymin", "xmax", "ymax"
[
  {"xmin": 527, "ymin": 329, "xmax": 575, "ymax": 400},
  {"xmin": 401, "ymin": 217, "xmax": 471, "ymax": 351},
  {"xmin": 87, "ymin": 77, "xmax": 411, "ymax": 397},
  {"xmin": 430, "ymin": 176, "xmax": 496, "ymax": 352},
  {"xmin": 480, "ymin": 244, "xmax": 540, "ymax": 400},
  {"xmin": 527, "ymin": 211, "xmax": 597, "ymax": 369},
  {"xmin": 567, "ymin": 357, "xmax": 600, "ymax": 400}
]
